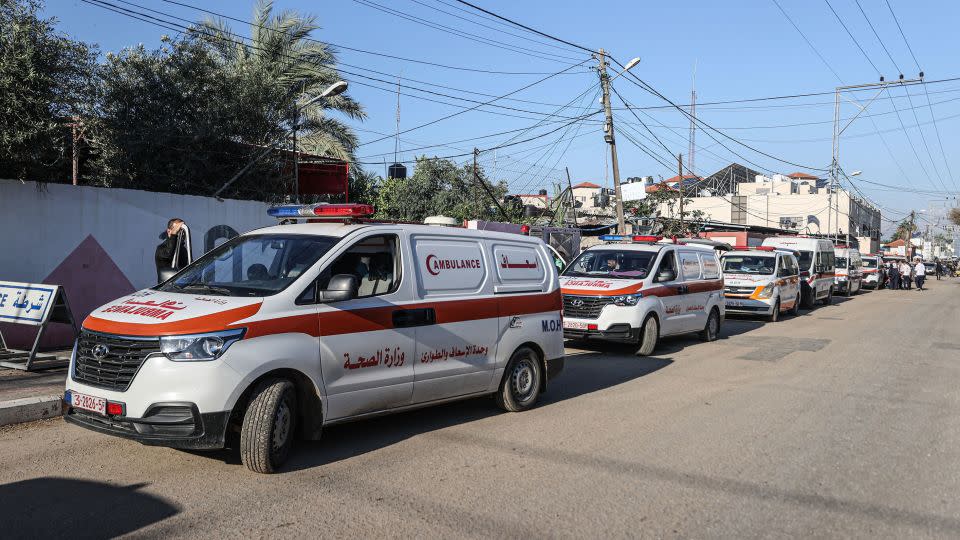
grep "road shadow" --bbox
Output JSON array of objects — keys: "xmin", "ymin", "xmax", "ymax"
[
  {"xmin": 0, "ymin": 478, "xmax": 178, "ymax": 539},
  {"xmin": 275, "ymin": 353, "xmax": 671, "ymax": 472}
]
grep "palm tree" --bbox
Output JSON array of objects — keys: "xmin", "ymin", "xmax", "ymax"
[{"xmin": 191, "ymin": 0, "xmax": 364, "ymax": 162}]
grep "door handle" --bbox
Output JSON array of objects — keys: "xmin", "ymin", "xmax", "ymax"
[
  {"xmin": 675, "ymin": 285, "xmax": 688, "ymax": 294},
  {"xmin": 392, "ymin": 308, "xmax": 436, "ymax": 328}
]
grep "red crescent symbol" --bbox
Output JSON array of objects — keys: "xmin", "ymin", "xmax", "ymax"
[{"xmin": 425, "ymin": 254, "xmax": 439, "ymax": 276}]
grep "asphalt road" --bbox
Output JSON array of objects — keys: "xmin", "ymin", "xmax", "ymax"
[{"xmin": 2, "ymin": 278, "xmax": 959, "ymax": 538}]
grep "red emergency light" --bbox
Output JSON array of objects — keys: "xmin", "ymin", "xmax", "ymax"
[{"xmin": 632, "ymin": 235, "xmax": 662, "ymax": 242}]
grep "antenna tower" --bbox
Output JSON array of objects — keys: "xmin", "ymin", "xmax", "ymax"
[{"xmin": 687, "ymin": 61, "xmax": 697, "ymax": 175}]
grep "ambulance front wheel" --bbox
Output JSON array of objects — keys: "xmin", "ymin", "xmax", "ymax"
[
  {"xmin": 635, "ymin": 315, "xmax": 659, "ymax": 356},
  {"xmin": 790, "ymin": 294, "xmax": 801, "ymax": 316},
  {"xmin": 496, "ymin": 346, "xmax": 543, "ymax": 412},
  {"xmin": 767, "ymin": 299, "xmax": 781, "ymax": 322},
  {"xmin": 240, "ymin": 378, "xmax": 297, "ymax": 474},
  {"xmin": 700, "ymin": 308, "xmax": 720, "ymax": 342}
]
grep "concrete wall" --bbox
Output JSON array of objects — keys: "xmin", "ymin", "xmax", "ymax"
[{"xmin": 0, "ymin": 180, "xmax": 273, "ymax": 348}]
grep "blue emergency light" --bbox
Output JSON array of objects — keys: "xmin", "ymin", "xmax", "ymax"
[
  {"xmin": 267, "ymin": 203, "xmax": 375, "ymax": 219},
  {"xmin": 599, "ymin": 235, "xmax": 663, "ymax": 243}
]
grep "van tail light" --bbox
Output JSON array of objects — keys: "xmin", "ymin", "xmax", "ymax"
[
  {"xmin": 800, "ymin": 270, "xmax": 810, "ymax": 277},
  {"xmin": 106, "ymin": 402, "xmax": 125, "ymax": 416}
]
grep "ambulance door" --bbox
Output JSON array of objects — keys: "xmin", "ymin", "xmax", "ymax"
[
  {"xmin": 314, "ymin": 232, "xmax": 417, "ymax": 421},
  {"xmin": 650, "ymin": 249, "xmax": 686, "ymax": 336},
  {"xmin": 409, "ymin": 234, "xmax": 498, "ymax": 403},
  {"xmin": 676, "ymin": 250, "xmax": 706, "ymax": 332}
]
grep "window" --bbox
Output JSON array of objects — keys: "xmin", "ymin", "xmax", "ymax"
[
  {"xmin": 723, "ymin": 255, "xmax": 775, "ymax": 275},
  {"xmin": 159, "ymin": 234, "xmax": 338, "ymax": 297},
  {"xmin": 679, "ymin": 251, "xmax": 703, "ymax": 280},
  {"xmin": 315, "ymin": 235, "xmax": 400, "ymax": 300},
  {"xmin": 700, "ymin": 253, "xmax": 720, "ymax": 279},
  {"xmin": 564, "ymin": 249, "xmax": 657, "ymax": 279},
  {"xmin": 653, "ymin": 250, "xmax": 677, "ymax": 282}
]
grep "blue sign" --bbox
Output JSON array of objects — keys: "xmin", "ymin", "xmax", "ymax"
[{"xmin": 0, "ymin": 282, "xmax": 56, "ymax": 326}]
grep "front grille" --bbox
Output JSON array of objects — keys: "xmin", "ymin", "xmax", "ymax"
[
  {"xmin": 562, "ymin": 295, "xmax": 614, "ymax": 319},
  {"xmin": 73, "ymin": 331, "xmax": 160, "ymax": 391},
  {"xmin": 724, "ymin": 285, "xmax": 756, "ymax": 296}
]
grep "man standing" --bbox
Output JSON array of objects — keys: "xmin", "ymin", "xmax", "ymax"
[
  {"xmin": 888, "ymin": 261, "xmax": 900, "ymax": 290},
  {"xmin": 935, "ymin": 259, "xmax": 943, "ymax": 280},
  {"xmin": 155, "ymin": 218, "xmax": 190, "ymax": 282},
  {"xmin": 900, "ymin": 260, "xmax": 913, "ymax": 289},
  {"xmin": 914, "ymin": 257, "xmax": 926, "ymax": 291}
]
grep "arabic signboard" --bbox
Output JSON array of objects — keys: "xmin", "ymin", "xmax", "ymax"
[{"xmin": 0, "ymin": 281, "xmax": 56, "ymax": 326}]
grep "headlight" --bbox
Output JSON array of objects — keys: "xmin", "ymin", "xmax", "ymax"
[
  {"xmin": 160, "ymin": 329, "xmax": 244, "ymax": 361},
  {"xmin": 613, "ymin": 293, "xmax": 642, "ymax": 306},
  {"xmin": 757, "ymin": 285, "xmax": 775, "ymax": 299}
]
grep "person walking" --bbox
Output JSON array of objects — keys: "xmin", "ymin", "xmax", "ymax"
[
  {"xmin": 935, "ymin": 259, "xmax": 943, "ymax": 281},
  {"xmin": 889, "ymin": 261, "xmax": 901, "ymax": 290},
  {"xmin": 914, "ymin": 257, "xmax": 927, "ymax": 290}
]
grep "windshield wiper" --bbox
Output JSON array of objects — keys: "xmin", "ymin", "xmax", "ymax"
[{"xmin": 182, "ymin": 284, "xmax": 233, "ymax": 296}]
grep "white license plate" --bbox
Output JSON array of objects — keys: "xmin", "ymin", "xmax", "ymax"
[
  {"xmin": 71, "ymin": 391, "xmax": 106, "ymax": 415},
  {"xmin": 563, "ymin": 320, "xmax": 589, "ymax": 330},
  {"xmin": 727, "ymin": 300, "xmax": 743, "ymax": 307}
]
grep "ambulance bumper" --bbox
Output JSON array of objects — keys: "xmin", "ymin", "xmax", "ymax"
[
  {"xmin": 64, "ymin": 399, "xmax": 230, "ymax": 450},
  {"xmin": 564, "ymin": 323, "xmax": 639, "ymax": 343},
  {"xmin": 724, "ymin": 296, "xmax": 774, "ymax": 315}
]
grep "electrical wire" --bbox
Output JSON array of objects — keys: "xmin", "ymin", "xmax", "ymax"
[
  {"xmin": 451, "ymin": 0, "xmax": 598, "ymax": 55},
  {"xmin": 823, "ymin": 0, "xmax": 883, "ymax": 78}
]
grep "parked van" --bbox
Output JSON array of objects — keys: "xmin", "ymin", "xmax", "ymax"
[
  {"xmin": 761, "ymin": 236, "xmax": 835, "ymax": 308},
  {"xmin": 720, "ymin": 246, "xmax": 801, "ymax": 321},
  {"xmin": 860, "ymin": 254, "xmax": 886, "ymax": 289},
  {"xmin": 64, "ymin": 204, "xmax": 565, "ymax": 473},
  {"xmin": 833, "ymin": 246, "xmax": 863, "ymax": 296},
  {"xmin": 559, "ymin": 235, "xmax": 725, "ymax": 356}
]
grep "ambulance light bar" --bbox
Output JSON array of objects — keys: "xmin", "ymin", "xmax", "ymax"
[
  {"xmin": 268, "ymin": 203, "xmax": 375, "ymax": 219},
  {"xmin": 731, "ymin": 245, "xmax": 776, "ymax": 251},
  {"xmin": 598, "ymin": 235, "xmax": 663, "ymax": 243}
]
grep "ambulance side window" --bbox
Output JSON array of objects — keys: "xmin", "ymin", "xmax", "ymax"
[
  {"xmin": 654, "ymin": 251, "xmax": 678, "ymax": 282},
  {"xmin": 299, "ymin": 235, "xmax": 400, "ymax": 303},
  {"xmin": 679, "ymin": 251, "xmax": 703, "ymax": 281},
  {"xmin": 700, "ymin": 253, "xmax": 720, "ymax": 279}
]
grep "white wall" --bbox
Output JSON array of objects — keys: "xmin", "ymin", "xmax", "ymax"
[{"xmin": 0, "ymin": 180, "xmax": 274, "ymax": 348}]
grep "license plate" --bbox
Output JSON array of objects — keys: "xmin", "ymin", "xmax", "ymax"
[
  {"xmin": 563, "ymin": 320, "xmax": 589, "ymax": 330},
  {"xmin": 71, "ymin": 391, "xmax": 106, "ymax": 415},
  {"xmin": 727, "ymin": 300, "xmax": 743, "ymax": 307}
]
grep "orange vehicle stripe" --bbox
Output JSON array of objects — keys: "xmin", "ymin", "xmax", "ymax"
[
  {"xmin": 561, "ymin": 283, "xmax": 644, "ymax": 296},
  {"xmin": 230, "ymin": 291, "xmax": 561, "ymax": 339},
  {"xmin": 83, "ymin": 303, "xmax": 262, "ymax": 337}
]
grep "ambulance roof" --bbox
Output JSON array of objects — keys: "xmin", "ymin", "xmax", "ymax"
[
  {"xmin": 585, "ymin": 241, "xmax": 714, "ymax": 253},
  {"xmin": 247, "ymin": 221, "xmax": 542, "ymax": 243}
]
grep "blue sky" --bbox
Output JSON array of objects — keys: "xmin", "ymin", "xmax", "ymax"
[{"xmin": 46, "ymin": 0, "xmax": 960, "ymax": 232}]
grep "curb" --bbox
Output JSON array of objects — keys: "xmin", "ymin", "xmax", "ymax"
[{"xmin": 0, "ymin": 395, "xmax": 64, "ymax": 426}]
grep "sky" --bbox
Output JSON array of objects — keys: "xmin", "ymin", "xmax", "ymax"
[{"xmin": 44, "ymin": 0, "xmax": 960, "ymax": 235}]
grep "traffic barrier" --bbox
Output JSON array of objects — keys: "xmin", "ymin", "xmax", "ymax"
[{"xmin": 0, "ymin": 281, "xmax": 77, "ymax": 371}]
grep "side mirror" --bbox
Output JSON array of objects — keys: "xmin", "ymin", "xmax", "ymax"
[
  {"xmin": 317, "ymin": 274, "xmax": 358, "ymax": 303},
  {"xmin": 656, "ymin": 269, "xmax": 677, "ymax": 282}
]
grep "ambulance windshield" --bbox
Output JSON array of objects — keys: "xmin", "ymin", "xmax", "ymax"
[
  {"xmin": 835, "ymin": 257, "xmax": 848, "ymax": 269},
  {"xmin": 563, "ymin": 249, "xmax": 656, "ymax": 279},
  {"xmin": 158, "ymin": 234, "xmax": 338, "ymax": 297},
  {"xmin": 722, "ymin": 255, "xmax": 775, "ymax": 275},
  {"xmin": 862, "ymin": 258, "xmax": 877, "ymax": 268}
]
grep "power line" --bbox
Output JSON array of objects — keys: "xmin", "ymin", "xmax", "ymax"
[
  {"xmin": 823, "ymin": 0, "xmax": 883, "ymax": 78},
  {"xmin": 853, "ymin": 0, "xmax": 902, "ymax": 75},
  {"xmin": 451, "ymin": 0, "xmax": 598, "ymax": 55},
  {"xmin": 770, "ymin": 0, "xmax": 845, "ymax": 83}
]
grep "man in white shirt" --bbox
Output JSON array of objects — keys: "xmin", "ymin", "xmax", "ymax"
[
  {"xmin": 899, "ymin": 261, "xmax": 912, "ymax": 289},
  {"xmin": 914, "ymin": 257, "xmax": 926, "ymax": 291}
]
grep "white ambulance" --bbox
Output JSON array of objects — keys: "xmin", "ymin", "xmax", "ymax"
[
  {"xmin": 720, "ymin": 246, "xmax": 801, "ymax": 322},
  {"xmin": 833, "ymin": 246, "xmax": 863, "ymax": 296},
  {"xmin": 64, "ymin": 204, "xmax": 564, "ymax": 473},
  {"xmin": 760, "ymin": 236, "xmax": 835, "ymax": 308},
  {"xmin": 860, "ymin": 254, "xmax": 886, "ymax": 289},
  {"xmin": 559, "ymin": 235, "xmax": 725, "ymax": 356}
]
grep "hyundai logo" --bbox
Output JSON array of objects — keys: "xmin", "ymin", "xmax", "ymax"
[
  {"xmin": 569, "ymin": 298, "xmax": 584, "ymax": 307},
  {"xmin": 91, "ymin": 344, "xmax": 110, "ymax": 360}
]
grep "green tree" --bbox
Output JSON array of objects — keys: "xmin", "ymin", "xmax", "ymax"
[
  {"xmin": 375, "ymin": 157, "xmax": 508, "ymax": 222},
  {"xmin": 192, "ymin": 0, "xmax": 363, "ymax": 162},
  {"xmin": 0, "ymin": 0, "xmax": 95, "ymax": 181},
  {"xmin": 949, "ymin": 207, "xmax": 960, "ymax": 227}
]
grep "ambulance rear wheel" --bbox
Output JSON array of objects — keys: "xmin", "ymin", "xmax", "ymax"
[
  {"xmin": 768, "ymin": 299, "xmax": 780, "ymax": 322},
  {"xmin": 240, "ymin": 378, "xmax": 297, "ymax": 474},
  {"xmin": 496, "ymin": 346, "xmax": 542, "ymax": 412},
  {"xmin": 822, "ymin": 287, "xmax": 833, "ymax": 305},
  {"xmin": 700, "ymin": 309, "xmax": 720, "ymax": 342},
  {"xmin": 635, "ymin": 315, "xmax": 659, "ymax": 356}
]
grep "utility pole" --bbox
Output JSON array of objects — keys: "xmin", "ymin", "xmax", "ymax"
[
  {"xmin": 905, "ymin": 210, "xmax": 916, "ymax": 259},
  {"xmin": 678, "ymin": 153, "xmax": 684, "ymax": 233},
  {"xmin": 829, "ymin": 77, "xmax": 922, "ymax": 241},
  {"xmin": 474, "ymin": 148, "xmax": 509, "ymax": 221},
  {"xmin": 71, "ymin": 116, "xmax": 80, "ymax": 186},
  {"xmin": 597, "ymin": 49, "xmax": 626, "ymax": 234},
  {"xmin": 565, "ymin": 166, "xmax": 578, "ymax": 227}
]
